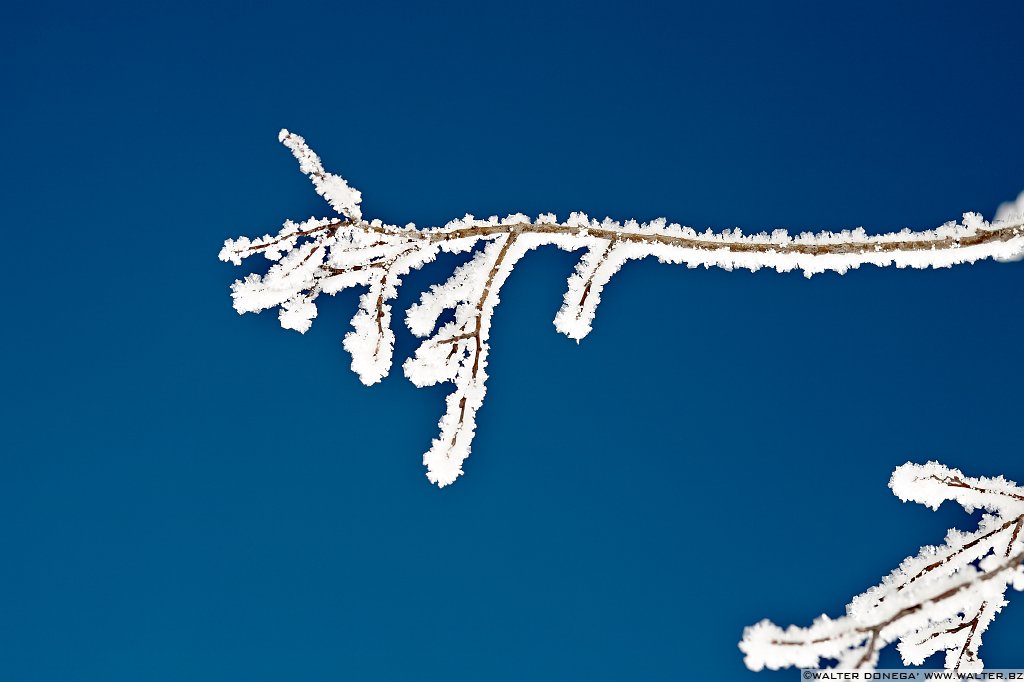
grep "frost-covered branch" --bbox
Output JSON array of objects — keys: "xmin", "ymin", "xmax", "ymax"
[
  {"xmin": 220, "ymin": 130, "xmax": 1024, "ymax": 486},
  {"xmin": 740, "ymin": 462, "xmax": 1024, "ymax": 673}
]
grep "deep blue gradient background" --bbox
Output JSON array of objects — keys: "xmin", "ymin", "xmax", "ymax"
[{"xmin": 2, "ymin": 1, "xmax": 1023, "ymax": 679}]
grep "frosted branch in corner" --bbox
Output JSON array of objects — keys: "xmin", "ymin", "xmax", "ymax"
[{"xmin": 740, "ymin": 462, "xmax": 1024, "ymax": 673}]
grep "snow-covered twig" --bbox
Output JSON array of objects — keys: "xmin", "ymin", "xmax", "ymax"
[
  {"xmin": 740, "ymin": 462, "xmax": 1024, "ymax": 672},
  {"xmin": 220, "ymin": 131, "xmax": 1024, "ymax": 487}
]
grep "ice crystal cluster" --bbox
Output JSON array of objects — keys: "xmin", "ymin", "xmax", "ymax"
[
  {"xmin": 220, "ymin": 131, "xmax": 1024, "ymax": 487},
  {"xmin": 741, "ymin": 462, "xmax": 1024, "ymax": 672}
]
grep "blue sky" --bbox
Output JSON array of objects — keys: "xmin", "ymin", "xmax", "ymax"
[{"xmin": 2, "ymin": 1, "xmax": 1023, "ymax": 679}]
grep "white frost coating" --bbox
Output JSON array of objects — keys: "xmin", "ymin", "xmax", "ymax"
[
  {"xmin": 740, "ymin": 462, "xmax": 1024, "ymax": 674},
  {"xmin": 404, "ymin": 237, "xmax": 514, "ymax": 486},
  {"xmin": 221, "ymin": 130, "xmax": 1024, "ymax": 486},
  {"xmin": 342, "ymin": 245, "xmax": 440, "ymax": 386},
  {"xmin": 278, "ymin": 129, "xmax": 362, "ymax": 221},
  {"xmin": 406, "ymin": 248, "xmax": 494, "ymax": 339},
  {"xmin": 403, "ymin": 232, "xmax": 561, "ymax": 486},
  {"xmin": 555, "ymin": 240, "xmax": 633, "ymax": 340},
  {"xmin": 278, "ymin": 294, "xmax": 317, "ymax": 333},
  {"xmin": 890, "ymin": 461, "xmax": 1024, "ymax": 516}
]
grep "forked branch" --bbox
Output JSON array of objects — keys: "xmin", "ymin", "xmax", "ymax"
[{"xmin": 220, "ymin": 130, "xmax": 1024, "ymax": 486}]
